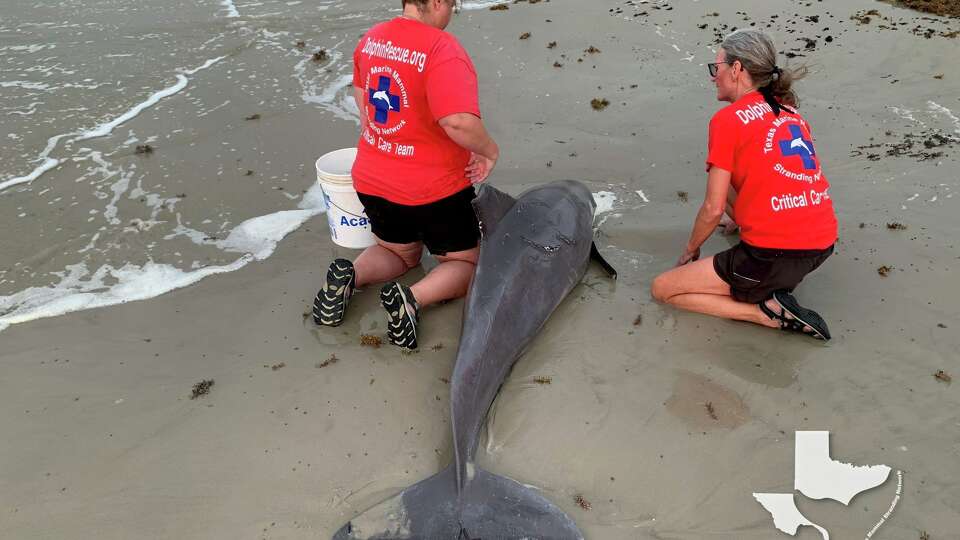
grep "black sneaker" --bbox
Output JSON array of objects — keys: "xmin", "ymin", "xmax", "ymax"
[
  {"xmin": 380, "ymin": 282, "xmax": 420, "ymax": 350},
  {"xmin": 313, "ymin": 259, "xmax": 355, "ymax": 327}
]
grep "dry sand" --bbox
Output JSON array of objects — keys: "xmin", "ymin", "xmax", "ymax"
[{"xmin": 2, "ymin": 0, "xmax": 960, "ymax": 538}]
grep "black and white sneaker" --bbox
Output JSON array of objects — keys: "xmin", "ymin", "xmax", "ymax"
[
  {"xmin": 313, "ymin": 258, "xmax": 355, "ymax": 327},
  {"xmin": 380, "ymin": 282, "xmax": 420, "ymax": 350}
]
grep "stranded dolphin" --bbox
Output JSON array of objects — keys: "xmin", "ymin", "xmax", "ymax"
[{"xmin": 333, "ymin": 180, "xmax": 615, "ymax": 540}]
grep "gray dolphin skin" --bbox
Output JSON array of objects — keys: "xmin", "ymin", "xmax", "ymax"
[{"xmin": 333, "ymin": 180, "xmax": 615, "ymax": 540}]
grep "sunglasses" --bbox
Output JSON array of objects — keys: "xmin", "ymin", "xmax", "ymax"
[{"xmin": 707, "ymin": 61, "xmax": 734, "ymax": 77}]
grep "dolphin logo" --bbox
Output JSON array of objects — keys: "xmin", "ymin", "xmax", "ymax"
[
  {"xmin": 790, "ymin": 137, "xmax": 812, "ymax": 155},
  {"xmin": 371, "ymin": 90, "xmax": 393, "ymax": 109}
]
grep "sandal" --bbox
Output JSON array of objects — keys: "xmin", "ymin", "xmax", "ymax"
[{"xmin": 758, "ymin": 291, "xmax": 831, "ymax": 341}]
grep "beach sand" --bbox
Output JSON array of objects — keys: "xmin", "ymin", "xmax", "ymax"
[{"xmin": 2, "ymin": 0, "xmax": 959, "ymax": 538}]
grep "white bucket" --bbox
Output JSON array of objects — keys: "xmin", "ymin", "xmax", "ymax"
[{"xmin": 315, "ymin": 148, "xmax": 376, "ymax": 249}]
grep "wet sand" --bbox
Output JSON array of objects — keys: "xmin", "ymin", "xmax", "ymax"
[{"xmin": 2, "ymin": 0, "xmax": 960, "ymax": 538}]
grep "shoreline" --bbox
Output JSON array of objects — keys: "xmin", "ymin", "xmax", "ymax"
[{"xmin": 2, "ymin": 1, "xmax": 959, "ymax": 538}]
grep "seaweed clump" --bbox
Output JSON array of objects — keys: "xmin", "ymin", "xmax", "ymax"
[
  {"xmin": 190, "ymin": 379, "xmax": 214, "ymax": 399},
  {"xmin": 880, "ymin": 0, "xmax": 960, "ymax": 17},
  {"xmin": 360, "ymin": 334, "xmax": 382, "ymax": 348},
  {"xmin": 590, "ymin": 98, "xmax": 610, "ymax": 111},
  {"xmin": 317, "ymin": 354, "xmax": 339, "ymax": 369}
]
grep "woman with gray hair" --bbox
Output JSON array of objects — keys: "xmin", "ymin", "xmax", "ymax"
[{"xmin": 651, "ymin": 29, "xmax": 838, "ymax": 340}]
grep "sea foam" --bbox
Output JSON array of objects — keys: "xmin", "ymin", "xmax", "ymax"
[
  {"xmin": 593, "ymin": 191, "xmax": 617, "ymax": 214},
  {"xmin": 221, "ymin": 0, "xmax": 240, "ymax": 18},
  {"xmin": 0, "ymin": 184, "xmax": 326, "ymax": 333},
  {"xmin": 462, "ymin": 0, "xmax": 510, "ymax": 10}
]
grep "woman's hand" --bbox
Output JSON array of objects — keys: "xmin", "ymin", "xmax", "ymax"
[
  {"xmin": 466, "ymin": 152, "xmax": 497, "ymax": 184},
  {"xmin": 676, "ymin": 246, "xmax": 701, "ymax": 267}
]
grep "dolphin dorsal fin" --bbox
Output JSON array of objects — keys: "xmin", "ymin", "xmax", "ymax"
[{"xmin": 471, "ymin": 184, "xmax": 517, "ymax": 237}]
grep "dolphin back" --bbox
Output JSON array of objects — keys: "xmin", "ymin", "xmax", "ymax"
[
  {"xmin": 332, "ymin": 465, "xmax": 583, "ymax": 540},
  {"xmin": 453, "ymin": 180, "xmax": 597, "ymax": 475}
]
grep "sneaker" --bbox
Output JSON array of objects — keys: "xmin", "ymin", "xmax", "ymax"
[
  {"xmin": 380, "ymin": 282, "xmax": 420, "ymax": 350},
  {"xmin": 313, "ymin": 259, "xmax": 355, "ymax": 327}
]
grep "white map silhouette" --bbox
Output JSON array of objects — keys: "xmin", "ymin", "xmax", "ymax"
[
  {"xmin": 753, "ymin": 431, "xmax": 892, "ymax": 539},
  {"xmin": 753, "ymin": 493, "xmax": 830, "ymax": 540}
]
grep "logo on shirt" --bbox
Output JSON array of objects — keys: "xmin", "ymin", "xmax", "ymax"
[
  {"xmin": 368, "ymin": 75, "xmax": 401, "ymax": 125},
  {"xmin": 779, "ymin": 125, "xmax": 817, "ymax": 170}
]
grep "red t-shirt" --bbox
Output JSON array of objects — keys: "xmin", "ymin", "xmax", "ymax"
[
  {"xmin": 351, "ymin": 18, "xmax": 480, "ymax": 205},
  {"xmin": 706, "ymin": 91, "xmax": 838, "ymax": 249}
]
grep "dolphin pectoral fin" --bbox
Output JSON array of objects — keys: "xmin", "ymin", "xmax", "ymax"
[
  {"xmin": 332, "ymin": 466, "xmax": 459, "ymax": 539},
  {"xmin": 459, "ymin": 467, "xmax": 583, "ymax": 540},
  {"xmin": 590, "ymin": 242, "xmax": 618, "ymax": 280},
  {"xmin": 471, "ymin": 184, "xmax": 517, "ymax": 238}
]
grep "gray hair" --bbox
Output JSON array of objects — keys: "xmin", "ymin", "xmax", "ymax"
[{"xmin": 721, "ymin": 29, "xmax": 807, "ymax": 108}]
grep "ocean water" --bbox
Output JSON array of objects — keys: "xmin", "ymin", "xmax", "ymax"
[{"xmin": 0, "ymin": 0, "xmax": 510, "ymax": 332}]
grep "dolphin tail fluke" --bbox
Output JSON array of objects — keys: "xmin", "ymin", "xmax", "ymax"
[
  {"xmin": 590, "ymin": 242, "xmax": 618, "ymax": 279},
  {"xmin": 458, "ymin": 466, "xmax": 583, "ymax": 539},
  {"xmin": 332, "ymin": 465, "xmax": 460, "ymax": 539},
  {"xmin": 332, "ymin": 465, "xmax": 583, "ymax": 540}
]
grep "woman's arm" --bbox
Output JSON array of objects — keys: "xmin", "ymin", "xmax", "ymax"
[
  {"xmin": 438, "ymin": 113, "xmax": 500, "ymax": 184},
  {"xmin": 677, "ymin": 166, "xmax": 732, "ymax": 266},
  {"xmin": 716, "ymin": 186, "xmax": 739, "ymax": 235},
  {"xmin": 353, "ymin": 86, "xmax": 368, "ymax": 132},
  {"xmin": 438, "ymin": 113, "xmax": 498, "ymax": 158},
  {"xmin": 725, "ymin": 187, "xmax": 737, "ymax": 219}
]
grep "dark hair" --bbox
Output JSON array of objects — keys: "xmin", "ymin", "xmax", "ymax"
[
  {"xmin": 402, "ymin": 0, "xmax": 458, "ymax": 10},
  {"xmin": 721, "ymin": 29, "xmax": 808, "ymax": 108}
]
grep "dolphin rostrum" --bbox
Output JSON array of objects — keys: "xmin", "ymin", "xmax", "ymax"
[{"xmin": 333, "ymin": 180, "xmax": 616, "ymax": 540}]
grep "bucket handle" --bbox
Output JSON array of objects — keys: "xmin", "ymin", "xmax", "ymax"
[{"xmin": 326, "ymin": 197, "xmax": 368, "ymax": 220}]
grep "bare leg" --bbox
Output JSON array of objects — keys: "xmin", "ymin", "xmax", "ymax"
[
  {"xmin": 410, "ymin": 247, "xmax": 479, "ymax": 308},
  {"xmin": 651, "ymin": 256, "xmax": 778, "ymax": 328},
  {"xmin": 353, "ymin": 237, "xmax": 423, "ymax": 287}
]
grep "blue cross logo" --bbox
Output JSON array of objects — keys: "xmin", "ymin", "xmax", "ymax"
[
  {"xmin": 779, "ymin": 125, "xmax": 817, "ymax": 170},
  {"xmin": 368, "ymin": 76, "xmax": 401, "ymax": 125}
]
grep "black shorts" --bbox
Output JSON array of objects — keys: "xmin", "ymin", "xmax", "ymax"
[
  {"xmin": 357, "ymin": 187, "xmax": 480, "ymax": 256},
  {"xmin": 714, "ymin": 242, "xmax": 833, "ymax": 304}
]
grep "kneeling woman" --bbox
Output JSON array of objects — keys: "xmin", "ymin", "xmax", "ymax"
[{"xmin": 651, "ymin": 29, "xmax": 838, "ymax": 340}]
